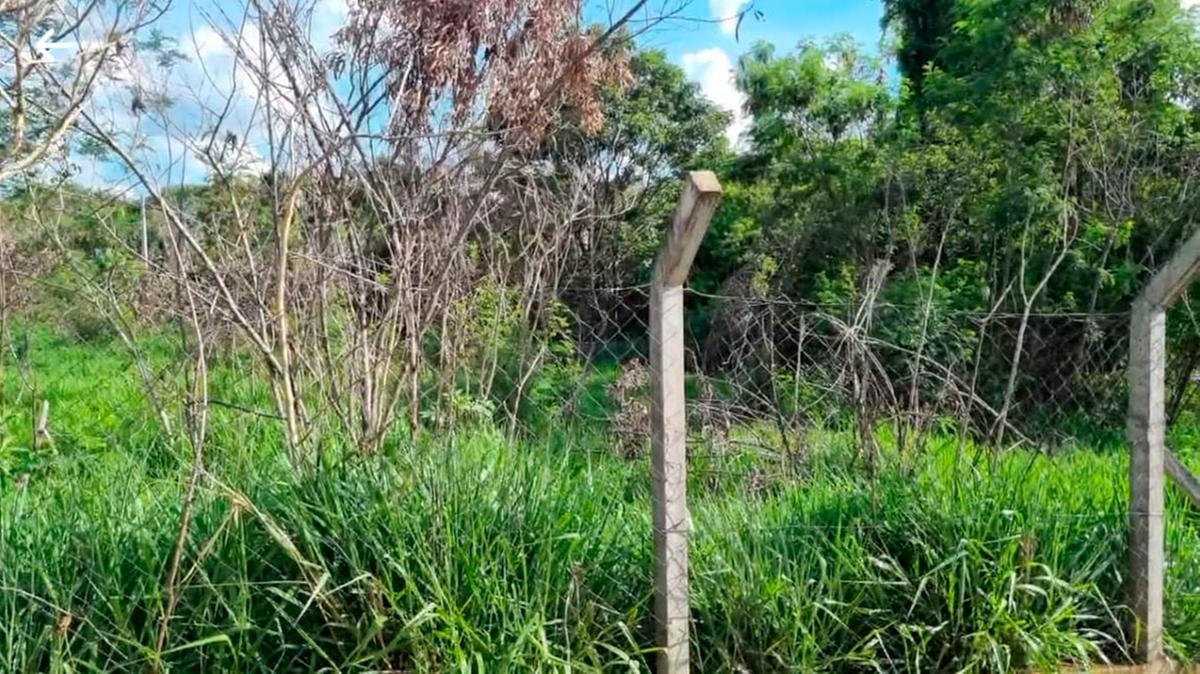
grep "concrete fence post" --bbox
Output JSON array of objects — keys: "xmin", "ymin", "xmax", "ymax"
[
  {"xmin": 650, "ymin": 171, "xmax": 722, "ymax": 674},
  {"xmin": 1127, "ymin": 225, "xmax": 1200, "ymax": 664}
]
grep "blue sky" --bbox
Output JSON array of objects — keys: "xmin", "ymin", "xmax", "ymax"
[
  {"xmin": 651, "ymin": 0, "xmax": 885, "ymax": 55},
  {"xmin": 70, "ymin": 0, "xmax": 887, "ymax": 190},
  {"xmin": 59, "ymin": 0, "xmax": 1200, "ymax": 192},
  {"xmin": 611, "ymin": 0, "xmax": 887, "ymax": 142}
]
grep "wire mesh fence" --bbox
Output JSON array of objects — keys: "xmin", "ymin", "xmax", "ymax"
[
  {"xmin": 8, "ymin": 273, "xmax": 1196, "ymax": 539},
  {"xmin": 4, "ymin": 254, "xmax": 1200, "ymax": 669},
  {"xmin": 531, "ymin": 286, "xmax": 1143, "ymax": 460},
  {"xmin": 3, "ymin": 265, "xmax": 1198, "ymax": 484}
]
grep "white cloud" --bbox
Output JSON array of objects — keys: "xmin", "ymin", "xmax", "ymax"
[
  {"xmin": 313, "ymin": 0, "xmax": 349, "ymax": 49},
  {"xmin": 316, "ymin": 0, "xmax": 349, "ymax": 21},
  {"xmin": 710, "ymin": 0, "xmax": 750, "ymax": 35},
  {"xmin": 191, "ymin": 26, "xmax": 229, "ymax": 58},
  {"xmin": 681, "ymin": 47, "xmax": 750, "ymax": 147},
  {"xmin": 73, "ymin": 3, "xmax": 349, "ymax": 190}
]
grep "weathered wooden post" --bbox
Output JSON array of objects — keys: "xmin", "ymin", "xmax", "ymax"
[
  {"xmin": 651, "ymin": 171, "xmax": 722, "ymax": 673},
  {"xmin": 1128, "ymin": 226, "xmax": 1200, "ymax": 664}
]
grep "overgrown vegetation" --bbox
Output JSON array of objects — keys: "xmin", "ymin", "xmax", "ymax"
[
  {"xmin": 2, "ymin": 328, "xmax": 1199, "ymax": 672},
  {"xmin": 4, "ymin": 0, "xmax": 1200, "ymax": 670},
  {"xmin": 0, "ymin": 321, "xmax": 1198, "ymax": 671}
]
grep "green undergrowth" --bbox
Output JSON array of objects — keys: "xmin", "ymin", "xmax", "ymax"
[
  {"xmin": 0, "ymin": 328, "xmax": 1198, "ymax": 671},
  {"xmin": 0, "ymin": 427, "xmax": 1197, "ymax": 672}
]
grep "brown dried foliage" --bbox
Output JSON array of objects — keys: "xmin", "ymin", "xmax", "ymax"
[{"xmin": 334, "ymin": 0, "xmax": 631, "ymax": 142}]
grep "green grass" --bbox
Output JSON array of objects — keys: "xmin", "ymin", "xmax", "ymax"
[{"xmin": 0, "ymin": 327, "xmax": 1199, "ymax": 672}]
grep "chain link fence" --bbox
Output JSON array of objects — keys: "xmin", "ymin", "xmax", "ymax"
[
  {"xmin": 4, "ymin": 252, "xmax": 1200, "ymax": 668},
  {"xmin": 538, "ymin": 287, "xmax": 1143, "ymax": 457}
]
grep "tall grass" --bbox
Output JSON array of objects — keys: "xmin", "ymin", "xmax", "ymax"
[
  {"xmin": 3, "ymin": 431, "xmax": 1199, "ymax": 672},
  {"xmin": 0, "ymin": 328, "xmax": 1198, "ymax": 671}
]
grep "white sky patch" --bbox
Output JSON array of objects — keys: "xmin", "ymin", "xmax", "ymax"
[
  {"xmin": 313, "ymin": 0, "xmax": 349, "ymax": 49},
  {"xmin": 36, "ymin": 0, "xmax": 348, "ymax": 192},
  {"xmin": 191, "ymin": 26, "xmax": 229, "ymax": 58},
  {"xmin": 682, "ymin": 47, "xmax": 750, "ymax": 148},
  {"xmin": 709, "ymin": 0, "xmax": 750, "ymax": 35},
  {"xmin": 70, "ymin": 160, "xmax": 134, "ymax": 196}
]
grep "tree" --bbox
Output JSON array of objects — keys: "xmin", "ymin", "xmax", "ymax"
[
  {"xmin": 545, "ymin": 47, "xmax": 732, "ymax": 288},
  {"xmin": 885, "ymin": 0, "xmax": 960, "ymax": 127},
  {"xmin": 715, "ymin": 37, "xmax": 893, "ymax": 300},
  {"xmin": 895, "ymin": 0, "xmax": 1200, "ymax": 313},
  {"xmin": 0, "ymin": 0, "xmax": 155, "ymax": 183}
]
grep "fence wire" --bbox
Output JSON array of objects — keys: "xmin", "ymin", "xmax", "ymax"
[
  {"xmin": 4, "ymin": 266, "xmax": 1200, "ymax": 668},
  {"xmin": 537, "ymin": 288, "xmax": 1146, "ymax": 460},
  {"xmin": 7, "ymin": 274, "xmax": 1189, "ymax": 489}
]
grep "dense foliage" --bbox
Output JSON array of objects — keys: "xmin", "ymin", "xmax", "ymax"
[
  {"xmin": 688, "ymin": 0, "xmax": 1200, "ymax": 319},
  {"xmin": 4, "ymin": 0, "xmax": 1200, "ymax": 670},
  {"xmin": 2, "ymin": 330, "xmax": 1199, "ymax": 671}
]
